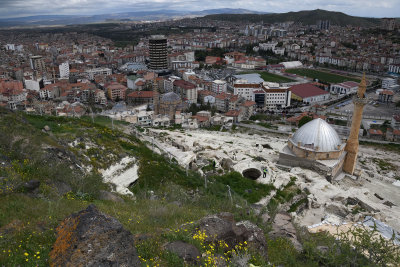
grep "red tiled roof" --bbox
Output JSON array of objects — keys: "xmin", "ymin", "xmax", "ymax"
[
  {"xmin": 264, "ymin": 88, "xmax": 288, "ymax": 93},
  {"xmin": 192, "ymin": 115, "xmax": 209, "ymax": 122},
  {"xmin": 135, "ymin": 80, "xmax": 145, "ymax": 86},
  {"xmin": 234, "ymin": 83, "xmax": 261, "ymax": 88},
  {"xmin": 228, "ymin": 95, "xmax": 239, "ymax": 103},
  {"xmin": 380, "ymin": 90, "xmax": 394, "ymax": 95},
  {"xmin": 242, "ymin": 100, "xmax": 256, "ymax": 107},
  {"xmin": 215, "ymin": 92, "xmax": 232, "ymax": 100},
  {"xmin": 336, "ymin": 81, "xmax": 359, "ymax": 88},
  {"xmin": 198, "ymin": 90, "xmax": 215, "ymax": 96},
  {"xmin": 106, "ymin": 82, "xmax": 127, "ymax": 90},
  {"xmin": 173, "ymin": 80, "xmax": 196, "ymax": 90},
  {"xmin": 225, "ymin": 110, "xmax": 240, "ymax": 117},
  {"xmin": 127, "ymin": 91, "xmax": 153, "ymax": 98},
  {"xmin": 287, "ymin": 112, "xmax": 325, "ymax": 123},
  {"xmin": 290, "ymin": 83, "xmax": 329, "ymax": 98},
  {"xmin": 369, "ymin": 129, "xmax": 383, "ymax": 135}
]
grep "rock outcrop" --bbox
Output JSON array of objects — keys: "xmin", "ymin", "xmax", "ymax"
[
  {"xmin": 49, "ymin": 204, "xmax": 141, "ymax": 267},
  {"xmin": 164, "ymin": 241, "xmax": 201, "ymax": 264},
  {"xmin": 21, "ymin": 179, "xmax": 40, "ymax": 192},
  {"xmin": 268, "ymin": 212, "xmax": 302, "ymax": 251},
  {"xmin": 196, "ymin": 212, "xmax": 267, "ymax": 255}
]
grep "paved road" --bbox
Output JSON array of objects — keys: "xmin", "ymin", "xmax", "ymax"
[
  {"xmin": 359, "ymin": 138, "xmax": 400, "ymax": 145},
  {"xmin": 237, "ymin": 123, "xmax": 291, "ymax": 135}
]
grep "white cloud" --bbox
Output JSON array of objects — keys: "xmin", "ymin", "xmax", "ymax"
[{"xmin": 0, "ymin": 0, "xmax": 398, "ymax": 18}]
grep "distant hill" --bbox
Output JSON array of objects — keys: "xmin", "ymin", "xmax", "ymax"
[
  {"xmin": 204, "ymin": 9, "xmax": 382, "ymax": 27},
  {"xmin": 0, "ymin": 9, "xmax": 268, "ymax": 27},
  {"xmin": 191, "ymin": 8, "xmax": 267, "ymax": 15}
]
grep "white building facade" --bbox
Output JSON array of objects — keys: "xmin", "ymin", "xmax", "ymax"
[
  {"xmin": 330, "ymin": 81, "xmax": 359, "ymax": 95},
  {"xmin": 59, "ymin": 62, "xmax": 70, "ymax": 79},
  {"xmin": 85, "ymin": 68, "xmax": 112, "ymax": 80},
  {"xmin": 382, "ymin": 77, "xmax": 398, "ymax": 89},
  {"xmin": 211, "ymin": 80, "xmax": 227, "ymax": 94},
  {"xmin": 233, "ymin": 81, "xmax": 261, "ymax": 101},
  {"xmin": 264, "ymin": 89, "xmax": 291, "ymax": 110}
]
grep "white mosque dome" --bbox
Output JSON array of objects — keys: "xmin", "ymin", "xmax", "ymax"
[
  {"xmin": 161, "ymin": 92, "xmax": 181, "ymax": 103},
  {"xmin": 290, "ymin": 118, "xmax": 342, "ymax": 152}
]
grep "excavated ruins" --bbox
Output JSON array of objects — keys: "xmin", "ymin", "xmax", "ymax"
[{"xmin": 136, "ymin": 127, "xmax": 400, "ymax": 238}]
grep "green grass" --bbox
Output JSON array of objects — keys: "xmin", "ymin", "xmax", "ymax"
[
  {"xmin": 80, "ymin": 115, "xmax": 130, "ymax": 128},
  {"xmin": 1, "ymin": 109, "xmax": 398, "ymax": 266},
  {"xmin": 372, "ymin": 158, "xmax": 396, "ymax": 171},
  {"xmin": 332, "ymin": 119, "xmax": 348, "ymax": 126},
  {"xmin": 285, "ymin": 69, "xmax": 360, "ymax": 83},
  {"xmin": 0, "ymin": 110, "xmax": 275, "ymax": 265},
  {"xmin": 213, "ymin": 172, "xmax": 275, "ymax": 204},
  {"xmin": 288, "ymin": 198, "xmax": 308, "ymax": 213},
  {"xmin": 249, "ymin": 114, "xmax": 281, "ymax": 121},
  {"xmin": 238, "ymin": 71, "xmax": 295, "ymax": 83},
  {"xmin": 258, "ymin": 122, "xmax": 278, "ymax": 130}
]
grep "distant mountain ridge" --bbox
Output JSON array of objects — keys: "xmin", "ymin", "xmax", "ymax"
[
  {"xmin": 0, "ymin": 9, "xmax": 268, "ymax": 27},
  {"xmin": 204, "ymin": 9, "xmax": 383, "ymax": 27}
]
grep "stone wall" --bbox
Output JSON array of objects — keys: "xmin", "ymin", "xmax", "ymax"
[
  {"xmin": 278, "ymin": 151, "xmax": 345, "ymax": 179},
  {"xmin": 288, "ymin": 141, "xmax": 344, "ymax": 160}
]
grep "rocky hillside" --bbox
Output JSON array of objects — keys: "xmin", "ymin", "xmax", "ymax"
[{"xmin": 0, "ymin": 109, "xmax": 398, "ymax": 266}]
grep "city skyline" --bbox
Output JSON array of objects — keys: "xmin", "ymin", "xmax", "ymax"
[{"xmin": 0, "ymin": 0, "xmax": 399, "ymax": 19}]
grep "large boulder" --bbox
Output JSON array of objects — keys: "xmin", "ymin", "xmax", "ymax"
[
  {"xmin": 326, "ymin": 204, "xmax": 349, "ymax": 218},
  {"xmin": 196, "ymin": 212, "xmax": 267, "ymax": 255},
  {"xmin": 49, "ymin": 204, "xmax": 141, "ymax": 267},
  {"xmin": 164, "ymin": 241, "xmax": 201, "ymax": 264},
  {"xmin": 268, "ymin": 212, "xmax": 302, "ymax": 252},
  {"xmin": 22, "ymin": 179, "xmax": 40, "ymax": 192},
  {"xmin": 221, "ymin": 158, "xmax": 234, "ymax": 170}
]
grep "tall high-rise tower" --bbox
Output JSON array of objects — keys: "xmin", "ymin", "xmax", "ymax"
[
  {"xmin": 149, "ymin": 35, "xmax": 168, "ymax": 71},
  {"xmin": 343, "ymin": 74, "xmax": 367, "ymax": 174}
]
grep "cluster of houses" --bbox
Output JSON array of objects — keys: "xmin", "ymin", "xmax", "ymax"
[
  {"xmin": 0, "ymin": 26, "xmax": 399, "ymax": 141},
  {"xmin": 369, "ymin": 115, "xmax": 400, "ymax": 142}
]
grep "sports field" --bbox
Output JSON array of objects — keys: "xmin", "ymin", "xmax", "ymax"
[
  {"xmin": 285, "ymin": 68, "xmax": 360, "ymax": 83},
  {"xmin": 239, "ymin": 71, "xmax": 295, "ymax": 83}
]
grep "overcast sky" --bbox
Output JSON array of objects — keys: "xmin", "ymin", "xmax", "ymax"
[{"xmin": 0, "ymin": 0, "xmax": 399, "ymax": 18}]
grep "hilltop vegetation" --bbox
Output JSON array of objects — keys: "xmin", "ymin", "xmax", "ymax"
[
  {"xmin": 0, "ymin": 109, "xmax": 399, "ymax": 266},
  {"xmin": 204, "ymin": 9, "xmax": 381, "ymax": 27}
]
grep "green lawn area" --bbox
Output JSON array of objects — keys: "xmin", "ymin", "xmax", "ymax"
[
  {"xmin": 285, "ymin": 69, "xmax": 360, "ymax": 83},
  {"xmin": 81, "ymin": 115, "xmax": 130, "ymax": 129},
  {"xmin": 239, "ymin": 71, "xmax": 295, "ymax": 83}
]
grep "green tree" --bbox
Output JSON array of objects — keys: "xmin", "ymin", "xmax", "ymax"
[
  {"xmin": 188, "ymin": 103, "xmax": 198, "ymax": 115},
  {"xmin": 210, "ymin": 105, "xmax": 217, "ymax": 116},
  {"xmin": 298, "ymin": 116, "xmax": 313, "ymax": 127}
]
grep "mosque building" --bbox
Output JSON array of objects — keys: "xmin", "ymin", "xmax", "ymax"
[
  {"xmin": 278, "ymin": 74, "xmax": 367, "ymax": 179},
  {"xmin": 153, "ymin": 82, "xmax": 184, "ymax": 121}
]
